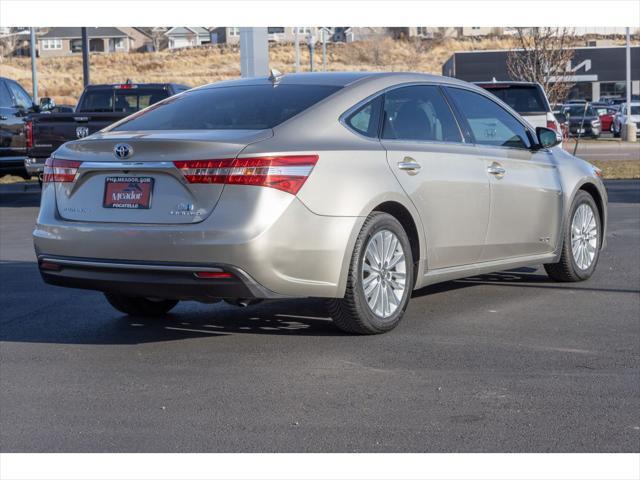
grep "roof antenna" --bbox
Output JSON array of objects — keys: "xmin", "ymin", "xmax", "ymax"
[{"xmin": 268, "ymin": 68, "xmax": 284, "ymax": 87}]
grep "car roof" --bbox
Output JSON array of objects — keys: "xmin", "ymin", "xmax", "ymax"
[{"xmin": 195, "ymin": 71, "xmax": 471, "ymax": 90}]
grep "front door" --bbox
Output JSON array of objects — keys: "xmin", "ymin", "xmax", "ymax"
[
  {"xmin": 445, "ymin": 86, "xmax": 563, "ymax": 261},
  {"xmin": 380, "ymin": 85, "xmax": 491, "ymax": 270}
]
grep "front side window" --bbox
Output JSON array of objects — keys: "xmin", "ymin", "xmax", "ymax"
[
  {"xmin": 446, "ymin": 87, "xmax": 532, "ymax": 149},
  {"xmin": 110, "ymin": 84, "xmax": 341, "ymax": 131},
  {"xmin": 382, "ymin": 85, "xmax": 462, "ymax": 143},
  {"xmin": 345, "ymin": 96, "xmax": 382, "ymax": 138}
]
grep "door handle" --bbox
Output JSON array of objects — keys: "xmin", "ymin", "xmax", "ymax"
[
  {"xmin": 397, "ymin": 157, "xmax": 421, "ymax": 175},
  {"xmin": 487, "ymin": 162, "xmax": 506, "ymax": 177}
]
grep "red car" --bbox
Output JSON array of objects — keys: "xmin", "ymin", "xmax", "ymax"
[{"xmin": 593, "ymin": 104, "xmax": 617, "ymax": 132}]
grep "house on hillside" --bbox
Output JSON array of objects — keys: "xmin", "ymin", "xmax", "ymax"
[
  {"xmin": 210, "ymin": 27, "xmax": 332, "ymax": 45},
  {"xmin": 38, "ymin": 27, "xmax": 133, "ymax": 57},
  {"xmin": 165, "ymin": 27, "xmax": 211, "ymax": 49},
  {"xmin": 118, "ymin": 27, "xmax": 154, "ymax": 52}
]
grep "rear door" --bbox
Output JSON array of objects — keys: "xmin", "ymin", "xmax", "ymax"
[
  {"xmin": 380, "ymin": 85, "xmax": 490, "ymax": 269},
  {"xmin": 445, "ymin": 86, "xmax": 562, "ymax": 261}
]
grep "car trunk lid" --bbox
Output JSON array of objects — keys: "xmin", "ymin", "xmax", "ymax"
[{"xmin": 52, "ymin": 129, "xmax": 273, "ymax": 224}]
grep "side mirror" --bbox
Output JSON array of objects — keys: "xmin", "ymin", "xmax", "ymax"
[
  {"xmin": 39, "ymin": 97, "xmax": 55, "ymax": 111},
  {"xmin": 536, "ymin": 127, "xmax": 563, "ymax": 149},
  {"xmin": 554, "ymin": 113, "xmax": 566, "ymax": 124}
]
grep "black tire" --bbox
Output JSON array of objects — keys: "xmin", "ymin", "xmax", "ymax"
[
  {"xmin": 104, "ymin": 293, "xmax": 178, "ymax": 317},
  {"xmin": 328, "ymin": 212, "xmax": 414, "ymax": 335},
  {"xmin": 544, "ymin": 190, "xmax": 601, "ymax": 282}
]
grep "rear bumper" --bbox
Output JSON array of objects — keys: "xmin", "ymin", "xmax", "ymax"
[
  {"xmin": 24, "ymin": 157, "xmax": 46, "ymax": 175},
  {"xmin": 0, "ymin": 157, "xmax": 28, "ymax": 177},
  {"xmin": 34, "ymin": 184, "xmax": 363, "ymax": 298},
  {"xmin": 38, "ymin": 256, "xmax": 280, "ymax": 300}
]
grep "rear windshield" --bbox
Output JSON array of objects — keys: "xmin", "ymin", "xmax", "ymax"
[
  {"xmin": 79, "ymin": 88, "xmax": 170, "ymax": 113},
  {"xmin": 110, "ymin": 84, "xmax": 342, "ymax": 131},
  {"xmin": 478, "ymin": 85, "xmax": 547, "ymax": 114}
]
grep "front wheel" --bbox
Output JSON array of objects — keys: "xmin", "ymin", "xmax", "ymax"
[
  {"xmin": 328, "ymin": 212, "xmax": 414, "ymax": 334},
  {"xmin": 544, "ymin": 191, "xmax": 601, "ymax": 282},
  {"xmin": 105, "ymin": 293, "xmax": 179, "ymax": 317}
]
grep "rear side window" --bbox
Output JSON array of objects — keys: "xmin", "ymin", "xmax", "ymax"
[
  {"xmin": 478, "ymin": 85, "xmax": 547, "ymax": 114},
  {"xmin": 111, "ymin": 84, "xmax": 341, "ymax": 131},
  {"xmin": 382, "ymin": 85, "xmax": 462, "ymax": 142},
  {"xmin": 446, "ymin": 87, "xmax": 532, "ymax": 149},
  {"xmin": 345, "ymin": 96, "xmax": 382, "ymax": 138}
]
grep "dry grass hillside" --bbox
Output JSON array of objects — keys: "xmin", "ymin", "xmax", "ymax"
[{"xmin": 1, "ymin": 37, "xmax": 522, "ymax": 105}]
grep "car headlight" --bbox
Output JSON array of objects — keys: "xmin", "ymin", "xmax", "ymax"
[{"xmin": 591, "ymin": 120, "xmax": 600, "ymax": 127}]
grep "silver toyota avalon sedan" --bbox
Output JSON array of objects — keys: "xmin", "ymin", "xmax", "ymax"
[{"xmin": 34, "ymin": 72, "xmax": 607, "ymax": 334}]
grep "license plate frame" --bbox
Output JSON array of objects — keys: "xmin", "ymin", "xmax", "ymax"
[{"xmin": 103, "ymin": 176, "xmax": 154, "ymax": 209}]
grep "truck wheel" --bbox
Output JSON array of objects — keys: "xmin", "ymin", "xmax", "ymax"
[
  {"xmin": 328, "ymin": 212, "xmax": 414, "ymax": 335},
  {"xmin": 544, "ymin": 191, "xmax": 601, "ymax": 282},
  {"xmin": 105, "ymin": 293, "xmax": 178, "ymax": 317}
]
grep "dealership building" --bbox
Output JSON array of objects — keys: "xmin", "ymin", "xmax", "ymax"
[{"xmin": 442, "ymin": 45, "xmax": 640, "ymax": 102}]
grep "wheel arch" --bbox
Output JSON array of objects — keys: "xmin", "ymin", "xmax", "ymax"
[
  {"xmin": 577, "ymin": 181, "xmax": 606, "ymax": 245},
  {"xmin": 371, "ymin": 201, "xmax": 421, "ymax": 268}
]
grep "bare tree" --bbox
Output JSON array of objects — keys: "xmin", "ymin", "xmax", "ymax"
[
  {"xmin": 0, "ymin": 28, "xmax": 19, "ymax": 61},
  {"xmin": 507, "ymin": 27, "xmax": 576, "ymax": 105}
]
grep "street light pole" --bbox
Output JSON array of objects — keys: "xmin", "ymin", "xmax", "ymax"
[
  {"xmin": 29, "ymin": 27, "xmax": 38, "ymax": 103},
  {"xmin": 623, "ymin": 27, "xmax": 636, "ymax": 142},
  {"xmin": 321, "ymin": 28, "xmax": 327, "ymax": 71},
  {"xmin": 625, "ymin": 27, "xmax": 631, "ymax": 119},
  {"xmin": 294, "ymin": 29, "xmax": 300, "ymax": 73},
  {"xmin": 308, "ymin": 33, "xmax": 315, "ymax": 72},
  {"xmin": 81, "ymin": 27, "xmax": 90, "ymax": 87}
]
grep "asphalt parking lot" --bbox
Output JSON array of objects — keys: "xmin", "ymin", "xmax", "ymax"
[{"xmin": 0, "ymin": 180, "xmax": 638, "ymax": 453}]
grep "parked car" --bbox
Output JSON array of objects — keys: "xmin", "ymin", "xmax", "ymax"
[
  {"xmin": 561, "ymin": 104, "xmax": 601, "ymax": 138},
  {"xmin": 611, "ymin": 102, "xmax": 640, "ymax": 138},
  {"xmin": 0, "ymin": 77, "xmax": 52, "ymax": 178},
  {"xmin": 34, "ymin": 72, "xmax": 607, "ymax": 334},
  {"xmin": 24, "ymin": 82, "xmax": 190, "ymax": 177},
  {"xmin": 475, "ymin": 81, "xmax": 561, "ymax": 131},
  {"xmin": 591, "ymin": 103, "xmax": 618, "ymax": 132}
]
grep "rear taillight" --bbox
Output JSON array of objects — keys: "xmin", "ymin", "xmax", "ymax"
[
  {"xmin": 546, "ymin": 120, "xmax": 558, "ymax": 131},
  {"xmin": 194, "ymin": 271, "xmax": 234, "ymax": 279},
  {"xmin": 24, "ymin": 120, "xmax": 33, "ymax": 149},
  {"xmin": 43, "ymin": 158, "xmax": 82, "ymax": 183},
  {"xmin": 174, "ymin": 155, "xmax": 319, "ymax": 195}
]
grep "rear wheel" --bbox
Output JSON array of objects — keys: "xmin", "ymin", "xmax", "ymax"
[
  {"xmin": 328, "ymin": 212, "xmax": 414, "ymax": 335},
  {"xmin": 544, "ymin": 190, "xmax": 601, "ymax": 282},
  {"xmin": 104, "ymin": 293, "xmax": 178, "ymax": 317}
]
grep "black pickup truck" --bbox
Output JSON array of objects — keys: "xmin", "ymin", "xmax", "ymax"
[{"xmin": 24, "ymin": 82, "xmax": 190, "ymax": 176}]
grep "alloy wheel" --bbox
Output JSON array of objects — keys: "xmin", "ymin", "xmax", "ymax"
[
  {"xmin": 361, "ymin": 229, "xmax": 407, "ymax": 318},
  {"xmin": 571, "ymin": 203, "xmax": 598, "ymax": 270}
]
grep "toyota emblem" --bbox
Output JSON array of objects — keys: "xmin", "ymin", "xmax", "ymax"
[{"xmin": 114, "ymin": 143, "xmax": 133, "ymax": 159}]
